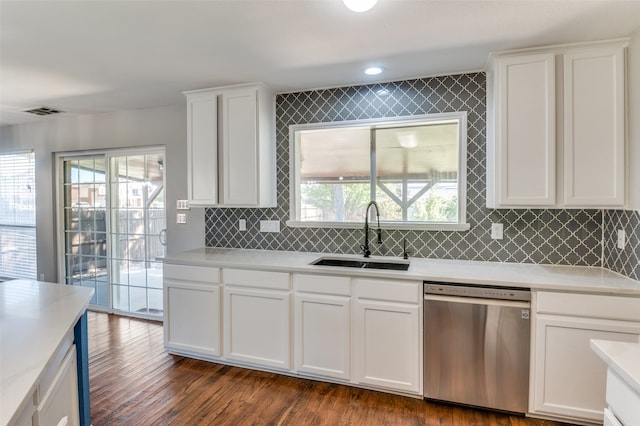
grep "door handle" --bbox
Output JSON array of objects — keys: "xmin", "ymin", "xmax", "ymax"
[{"xmin": 159, "ymin": 229, "xmax": 167, "ymax": 246}]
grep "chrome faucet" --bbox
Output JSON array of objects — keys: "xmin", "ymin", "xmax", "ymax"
[{"xmin": 361, "ymin": 201, "xmax": 382, "ymax": 258}]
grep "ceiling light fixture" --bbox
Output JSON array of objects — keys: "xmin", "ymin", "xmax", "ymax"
[
  {"xmin": 343, "ymin": 0, "xmax": 378, "ymax": 13},
  {"xmin": 364, "ymin": 66, "xmax": 383, "ymax": 76}
]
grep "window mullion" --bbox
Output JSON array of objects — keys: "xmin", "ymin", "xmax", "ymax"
[{"xmin": 370, "ymin": 128, "xmax": 377, "ymax": 211}]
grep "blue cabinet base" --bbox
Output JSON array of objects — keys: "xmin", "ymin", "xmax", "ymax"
[{"xmin": 74, "ymin": 312, "xmax": 90, "ymax": 426}]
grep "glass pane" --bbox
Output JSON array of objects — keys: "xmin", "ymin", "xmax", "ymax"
[
  {"xmin": 375, "ymin": 122, "xmax": 459, "ymax": 223},
  {"xmin": 297, "ymin": 127, "xmax": 371, "ymax": 222},
  {"xmin": 129, "ymin": 286, "xmax": 147, "ymax": 314},
  {"xmin": 148, "ymin": 288, "xmax": 163, "ymax": 314},
  {"xmin": 111, "ymin": 259, "xmax": 128, "ymax": 285},
  {"xmin": 147, "ymin": 262, "xmax": 163, "ymax": 288},
  {"xmin": 96, "ymin": 277, "xmax": 108, "ymax": 306},
  {"xmin": 128, "ymin": 261, "xmax": 147, "ymax": 287},
  {"xmin": 112, "ymin": 284, "xmax": 129, "ymax": 311}
]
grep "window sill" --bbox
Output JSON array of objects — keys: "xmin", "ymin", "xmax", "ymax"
[{"xmin": 285, "ymin": 220, "xmax": 471, "ymax": 232}]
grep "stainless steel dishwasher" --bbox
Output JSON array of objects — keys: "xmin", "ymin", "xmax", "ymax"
[{"xmin": 423, "ymin": 281, "xmax": 531, "ymax": 414}]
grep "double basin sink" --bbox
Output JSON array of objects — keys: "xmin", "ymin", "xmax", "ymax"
[{"xmin": 311, "ymin": 257, "xmax": 410, "ymax": 271}]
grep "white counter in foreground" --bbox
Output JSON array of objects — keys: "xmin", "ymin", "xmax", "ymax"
[
  {"xmin": 591, "ymin": 340, "xmax": 640, "ymax": 426},
  {"xmin": 0, "ymin": 280, "xmax": 93, "ymax": 426}
]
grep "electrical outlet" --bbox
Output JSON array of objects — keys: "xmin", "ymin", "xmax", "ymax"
[
  {"xmin": 239, "ymin": 219, "xmax": 247, "ymax": 231},
  {"xmin": 39, "ymin": 274, "xmax": 45, "ymax": 281},
  {"xmin": 260, "ymin": 220, "xmax": 280, "ymax": 233},
  {"xmin": 491, "ymin": 223, "xmax": 504, "ymax": 240},
  {"xmin": 617, "ymin": 229, "xmax": 626, "ymax": 249},
  {"xmin": 176, "ymin": 213, "xmax": 187, "ymax": 224}
]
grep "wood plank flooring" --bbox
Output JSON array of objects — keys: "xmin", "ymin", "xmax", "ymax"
[{"xmin": 88, "ymin": 312, "xmax": 572, "ymax": 426}]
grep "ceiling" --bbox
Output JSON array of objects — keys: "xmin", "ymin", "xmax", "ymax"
[{"xmin": 2, "ymin": 0, "xmax": 640, "ymax": 127}]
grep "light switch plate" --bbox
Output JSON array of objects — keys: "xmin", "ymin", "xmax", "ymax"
[
  {"xmin": 239, "ymin": 219, "xmax": 247, "ymax": 231},
  {"xmin": 491, "ymin": 223, "xmax": 504, "ymax": 240},
  {"xmin": 177, "ymin": 213, "xmax": 187, "ymax": 224},
  {"xmin": 176, "ymin": 200, "xmax": 190, "ymax": 210},
  {"xmin": 260, "ymin": 220, "xmax": 280, "ymax": 233},
  {"xmin": 617, "ymin": 229, "xmax": 626, "ymax": 249}
]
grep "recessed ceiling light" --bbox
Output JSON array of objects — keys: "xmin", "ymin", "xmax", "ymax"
[
  {"xmin": 364, "ymin": 66, "xmax": 383, "ymax": 76},
  {"xmin": 343, "ymin": 0, "xmax": 378, "ymax": 12}
]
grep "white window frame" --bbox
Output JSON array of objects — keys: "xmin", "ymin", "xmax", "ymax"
[{"xmin": 287, "ymin": 112, "xmax": 469, "ymax": 231}]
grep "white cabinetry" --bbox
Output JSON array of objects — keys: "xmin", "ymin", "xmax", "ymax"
[
  {"xmin": 164, "ymin": 264, "xmax": 221, "ymax": 357},
  {"xmin": 36, "ymin": 345, "xmax": 79, "ymax": 426},
  {"xmin": 184, "ymin": 83, "xmax": 276, "ymax": 207},
  {"xmin": 354, "ymin": 278, "xmax": 422, "ymax": 394},
  {"xmin": 223, "ymin": 269, "xmax": 291, "ymax": 370},
  {"xmin": 293, "ymin": 274, "xmax": 351, "ymax": 381},
  {"xmin": 531, "ymin": 292, "xmax": 640, "ymax": 423},
  {"xmin": 563, "ymin": 46, "xmax": 625, "ymax": 206},
  {"xmin": 487, "ymin": 40, "xmax": 627, "ymax": 209}
]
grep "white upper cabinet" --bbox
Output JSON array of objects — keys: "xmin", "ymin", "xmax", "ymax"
[
  {"xmin": 487, "ymin": 40, "xmax": 627, "ymax": 209},
  {"xmin": 563, "ymin": 46, "xmax": 625, "ymax": 207},
  {"xmin": 487, "ymin": 52, "xmax": 556, "ymax": 207},
  {"xmin": 184, "ymin": 83, "xmax": 276, "ymax": 207}
]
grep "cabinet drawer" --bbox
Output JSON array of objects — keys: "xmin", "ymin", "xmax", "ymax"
[
  {"xmin": 355, "ymin": 279, "xmax": 420, "ymax": 304},
  {"xmin": 536, "ymin": 292, "xmax": 640, "ymax": 322},
  {"xmin": 293, "ymin": 274, "xmax": 350, "ymax": 296},
  {"xmin": 607, "ymin": 369, "xmax": 640, "ymax": 426},
  {"xmin": 37, "ymin": 331, "xmax": 74, "ymax": 404},
  {"xmin": 223, "ymin": 268, "xmax": 290, "ymax": 290},
  {"xmin": 164, "ymin": 263, "xmax": 219, "ymax": 283}
]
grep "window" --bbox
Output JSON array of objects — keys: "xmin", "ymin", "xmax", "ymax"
[
  {"xmin": 0, "ymin": 151, "xmax": 37, "ymax": 279},
  {"xmin": 288, "ymin": 113, "xmax": 468, "ymax": 230}
]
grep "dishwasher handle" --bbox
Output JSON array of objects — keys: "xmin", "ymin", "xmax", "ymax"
[{"xmin": 424, "ymin": 293, "xmax": 531, "ymax": 309}]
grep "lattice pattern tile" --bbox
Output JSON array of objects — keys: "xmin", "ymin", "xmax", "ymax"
[
  {"xmin": 205, "ymin": 73, "xmax": 603, "ymax": 267},
  {"xmin": 603, "ymin": 210, "xmax": 640, "ymax": 281}
]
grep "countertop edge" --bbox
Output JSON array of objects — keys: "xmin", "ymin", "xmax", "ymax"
[
  {"xmin": 590, "ymin": 339, "xmax": 640, "ymax": 395},
  {"xmin": 160, "ymin": 248, "xmax": 640, "ymax": 296}
]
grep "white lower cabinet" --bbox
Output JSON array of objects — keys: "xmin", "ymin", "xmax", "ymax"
[
  {"xmin": 35, "ymin": 344, "xmax": 79, "ymax": 426},
  {"xmin": 293, "ymin": 274, "xmax": 351, "ymax": 381},
  {"xmin": 531, "ymin": 292, "xmax": 640, "ymax": 423},
  {"xmin": 163, "ymin": 264, "xmax": 425, "ymax": 397},
  {"xmin": 223, "ymin": 269, "xmax": 291, "ymax": 370},
  {"xmin": 164, "ymin": 264, "xmax": 221, "ymax": 357},
  {"xmin": 354, "ymin": 278, "xmax": 422, "ymax": 394}
]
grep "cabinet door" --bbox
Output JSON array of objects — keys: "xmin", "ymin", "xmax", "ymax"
[
  {"xmin": 563, "ymin": 46, "xmax": 625, "ymax": 207},
  {"xmin": 220, "ymin": 88, "xmax": 258, "ymax": 206},
  {"xmin": 354, "ymin": 299, "xmax": 421, "ymax": 394},
  {"xmin": 36, "ymin": 346, "xmax": 79, "ymax": 426},
  {"xmin": 489, "ymin": 53, "xmax": 556, "ymax": 207},
  {"xmin": 223, "ymin": 286, "xmax": 291, "ymax": 370},
  {"xmin": 164, "ymin": 281, "xmax": 221, "ymax": 357},
  {"xmin": 532, "ymin": 315, "xmax": 640, "ymax": 423},
  {"xmin": 294, "ymin": 293, "xmax": 350, "ymax": 380},
  {"xmin": 186, "ymin": 92, "xmax": 218, "ymax": 206}
]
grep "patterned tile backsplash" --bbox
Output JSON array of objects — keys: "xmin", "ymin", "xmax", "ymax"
[
  {"xmin": 604, "ymin": 210, "xmax": 640, "ymax": 281},
  {"xmin": 206, "ymin": 72, "xmax": 617, "ymax": 269}
]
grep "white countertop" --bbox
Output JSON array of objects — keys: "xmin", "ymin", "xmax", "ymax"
[
  {"xmin": 162, "ymin": 248, "xmax": 640, "ymax": 295},
  {"xmin": 591, "ymin": 340, "xmax": 640, "ymax": 395},
  {"xmin": 0, "ymin": 280, "xmax": 94, "ymax": 426}
]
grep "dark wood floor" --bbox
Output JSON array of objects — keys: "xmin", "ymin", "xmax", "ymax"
[{"xmin": 88, "ymin": 312, "xmax": 572, "ymax": 426}]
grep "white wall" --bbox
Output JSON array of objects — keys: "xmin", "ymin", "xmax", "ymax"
[
  {"xmin": 628, "ymin": 27, "xmax": 640, "ymax": 211},
  {"xmin": 0, "ymin": 103, "xmax": 204, "ymax": 281}
]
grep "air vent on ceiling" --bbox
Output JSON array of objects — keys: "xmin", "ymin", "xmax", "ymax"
[{"xmin": 23, "ymin": 106, "xmax": 65, "ymax": 116}]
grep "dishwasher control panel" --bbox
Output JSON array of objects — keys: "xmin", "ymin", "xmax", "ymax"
[{"xmin": 424, "ymin": 281, "xmax": 531, "ymax": 302}]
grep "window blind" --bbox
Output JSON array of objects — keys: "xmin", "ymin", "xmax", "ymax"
[{"xmin": 0, "ymin": 151, "xmax": 37, "ymax": 279}]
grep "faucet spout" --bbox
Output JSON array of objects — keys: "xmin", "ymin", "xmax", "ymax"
[{"xmin": 361, "ymin": 201, "xmax": 382, "ymax": 258}]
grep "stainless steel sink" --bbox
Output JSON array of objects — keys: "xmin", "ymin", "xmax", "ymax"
[{"xmin": 310, "ymin": 257, "xmax": 410, "ymax": 271}]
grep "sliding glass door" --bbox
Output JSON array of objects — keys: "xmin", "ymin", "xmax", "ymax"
[{"xmin": 60, "ymin": 148, "xmax": 165, "ymax": 319}]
